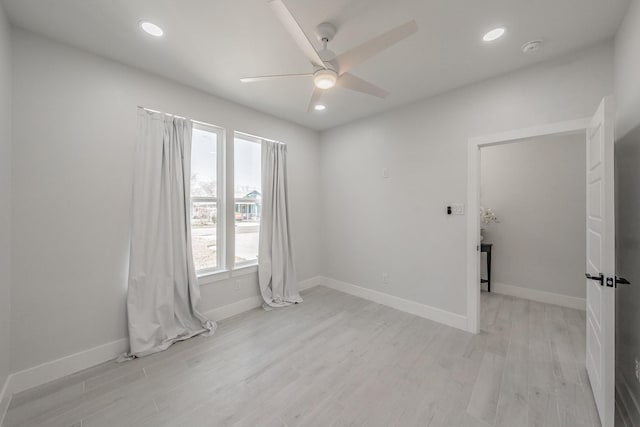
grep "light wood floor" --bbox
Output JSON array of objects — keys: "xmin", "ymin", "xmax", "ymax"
[{"xmin": 4, "ymin": 286, "xmax": 600, "ymax": 427}]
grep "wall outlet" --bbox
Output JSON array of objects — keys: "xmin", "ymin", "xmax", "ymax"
[
  {"xmin": 382, "ymin": 168, "xmax": 390, "ymax": 179},
  {"xmin": 450, "ymin": 204, "xmax": 465, "ymax": 215},
  {"xmin": 235, "ymin": 279, "xmax": 241, "ymax": 291},
  {"xmin": 382, "ymin": 273, "xmax": 389, "ymax": 284}
]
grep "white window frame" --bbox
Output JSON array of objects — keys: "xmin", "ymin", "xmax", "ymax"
[
  {"xmin": 192, "ymin": 122, "xmax": 226, "ymax": 277},
  {"xmin": 232, "ymin": 132, "xmax": 262, "ymax": 269}
]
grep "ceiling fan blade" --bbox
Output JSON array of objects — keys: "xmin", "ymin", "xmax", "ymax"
[
  {"xmin": 240, "ymin": 73, "xmax": 313, "ymax": 83},
  {"xmin": 335, "ymin": 20, "xmax": 418, "ymax": 75},
  {"xmin": 307, "ymin": 87, "xmax": 324, "ymax": 112},
  {"xmin": 268, "ymin": 0, "xmax": 326, "ymax": 68},
  {"xmin": 337, "ymin": 73, "xmax": 389, "ymax": 98}
]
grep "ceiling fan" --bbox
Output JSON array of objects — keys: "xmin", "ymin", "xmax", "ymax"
[{"xmin": 240, "ymin": 0, "xmax": 418, "ymax": 112}]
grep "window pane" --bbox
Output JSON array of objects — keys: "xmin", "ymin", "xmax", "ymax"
[
  {"xmin": 191, "ymin": 201, "xmax": 217, "ymax": 271},
  {"xmin": 191, "ymin": 128, "xmax": 217, "ymax": 198},
  {"xmin": 191, "ymin": 127, "xmax": 218, "ymax": 271},
  {"xmin": 234, "ymin": 135, "xmax": 261, "ymax": 264}
]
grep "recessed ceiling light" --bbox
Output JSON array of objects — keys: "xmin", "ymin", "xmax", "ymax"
[
  {"xmin": 139, "ymin": 21, "xmax": 164, "ymax": 37},
  {"xmin": 483, "ymin": 27, "xmax": 505, "ymax": 42},
  {"xmin": 314, "ymin": 104, "xmax": 326, "ymax": 111}
]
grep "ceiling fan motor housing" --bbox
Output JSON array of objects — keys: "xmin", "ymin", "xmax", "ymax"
[{"xmin": 319, "ymin": 49, "xmax": 337, "ymax": 63}]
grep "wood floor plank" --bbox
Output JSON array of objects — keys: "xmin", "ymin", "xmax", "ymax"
[
  {"xmin": 495, "ymin": 359, "xmax": 528, "ymax": 427},
  {"xmin": 4, "ymin": 287, "xmax": 599, "ymax": 427},
  {"xmin": 528, "ymin": 386, "xmax": 561, "ymax": 427},
  {"xmin": 467, "ymin": 351, "xmax": 506, "ymax": 425}
]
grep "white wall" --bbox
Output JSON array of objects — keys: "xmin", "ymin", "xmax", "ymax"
[
  {"xmin": 0, "ymin": 0, "xmax": 12, "ymax": 396},
  {"xmin": 615, "ymin": 0, "xmax": 640, "ymax": 139},
  {"xmin": 10, "ymin": 28, "xmax": 322, "ymax": 372},
  {"xmin": 320, "ymin": 42, "xmax": 613, "ymax": 317},
  {"xmin": 480, "ymin": 133, "xmax": 586, "ymax": 299}
]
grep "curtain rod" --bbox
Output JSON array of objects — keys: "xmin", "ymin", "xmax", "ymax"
[
  {"xmin": 137, "ymin": 106, "xmax": 219, "ymax": 129},
  {"xmin": 138, "ymin": 106, "xmax": 284, "ymax": 145},
  {"xmin": 234, "ymin": 130, "xmax": 282, "ymax": 145}
]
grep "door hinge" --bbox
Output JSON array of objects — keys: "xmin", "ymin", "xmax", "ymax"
[{"xmin": 606, "ymin": 277, "xmax": 614, "ymax": 288}]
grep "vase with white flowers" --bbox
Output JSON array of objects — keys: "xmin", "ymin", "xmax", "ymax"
[{"xmin": 480, "ymin": 207, "xmax": 499, "ymax": 241}]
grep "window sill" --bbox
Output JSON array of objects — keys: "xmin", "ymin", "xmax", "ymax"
[
  {"xmin": 232, "ymin": 264, "xmax": 258, "ymax": 276},
  {"xmin": 197, "ymin": 263, "xmax": 259, "ymax": 286}
]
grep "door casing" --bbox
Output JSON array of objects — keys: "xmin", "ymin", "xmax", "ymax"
[{"xmin": 466, "ymin": 117, "xmax": 591, "ymax": 333}]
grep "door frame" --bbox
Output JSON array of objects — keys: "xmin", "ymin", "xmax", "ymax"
[{"xmin": 466, "ymin": 118, "xmax": 591, "ymax": 334}]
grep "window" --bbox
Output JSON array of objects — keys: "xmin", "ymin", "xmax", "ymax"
[
  {"xmin": 234, "ymin": 133, "xmax": 262, "ymax": 266},
  {"xmin": 188, "ymin": 124, "xmax": 267, "ymax": 277},
  {"xmin": 190, "ymin": 124, "xmax": 223, "ymax": 274}
]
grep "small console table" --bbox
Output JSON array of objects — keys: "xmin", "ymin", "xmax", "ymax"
[{"xmin": 481, "ymin": 243, "xmax": 493, "ymax": 292}]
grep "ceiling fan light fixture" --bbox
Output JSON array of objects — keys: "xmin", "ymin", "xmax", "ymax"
[{"xmin": 313, "ymin": 69, "xmax": 337, "ymax": 90}]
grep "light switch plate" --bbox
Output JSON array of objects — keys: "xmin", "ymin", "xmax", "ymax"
[{"xmin": 450, "ymin": 204, "xmax": 465, "ymax": 215}]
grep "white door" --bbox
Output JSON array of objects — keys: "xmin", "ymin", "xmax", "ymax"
[{"xmin": 585, "ymin": 96, "xmax": 615, "ymax": 427}]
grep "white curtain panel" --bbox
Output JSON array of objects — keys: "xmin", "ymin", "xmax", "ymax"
[
  {"xmin": 258, "ymin": 140, "xmax": 303, "ymax": 308},
  {"xmin": 123, "ymin": 108, "xmax": 216, "ymax": 359}
]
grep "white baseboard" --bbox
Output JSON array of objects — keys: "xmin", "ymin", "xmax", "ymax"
[
  {"xmin": 2, "ymin": 276, "xmax": 323, "ymax": 404},
  {"xmin": 203, "ymin": 296, "xmax": 264, "ymax": 321},
  {"xmin": 5, "ymin": 338, "xmax": 129, "ymax": 398},
  {"xmin": 321, "ymin": 277, "xmax": 468, "ymax": 332},
  {"xmin": 298, "ymin": 276, "xmax": 324, "ymax": 291},
  {"xmin": 492, "ymin": 282, "xmax": 586, "ymax": 311}
]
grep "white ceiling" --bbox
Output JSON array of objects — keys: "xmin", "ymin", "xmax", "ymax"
[{"xmin": 3, "ymin": 0, "xmax": 629, "ymax": 130}]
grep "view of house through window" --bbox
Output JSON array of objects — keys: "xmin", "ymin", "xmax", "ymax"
[
  {"xmin": 189, "ymin": 128, "xmax": 263, "ymax": 273},
  {"xmin": 234, "ymin": 134, "xmax": 261, "ymax": 265},
  {"xmin": 190, "ymin": 124, "xmax": 222, "ymax": 273}
]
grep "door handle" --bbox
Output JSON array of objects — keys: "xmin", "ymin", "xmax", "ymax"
[
  {"xmin": 616, "ymin": 277, "xmax": 631, "ymax": 286},
  {"xmin": 586, "ymin": 273, "xmax": 604, "ymax": 286}
]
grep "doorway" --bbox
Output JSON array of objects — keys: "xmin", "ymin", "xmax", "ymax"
[
  {"xmin": 475, "ymin": 130, "xmax": 593, "ymax": 425},
  {"xmin": 466, "ymin": 98, "xmax": 616, "ymax": 427},
  {"xmin": 478, "ymin": 132, "xmax": 587, "ymax": 307},
  {"xmin": 466, "ymin": 118, "xmax": 592, "ymax": 334}
]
